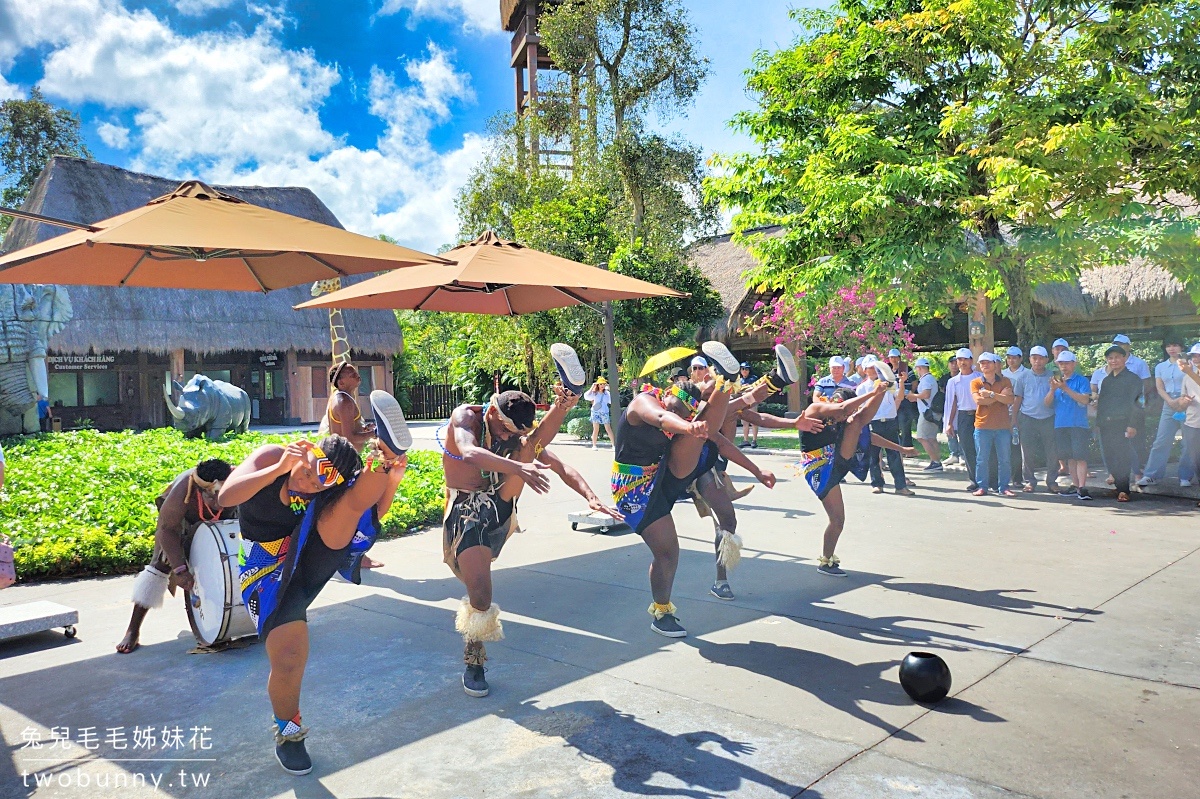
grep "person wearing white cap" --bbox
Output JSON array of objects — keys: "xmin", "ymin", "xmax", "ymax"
[
  {"xmin": 942, "ymin": 355, "xmax": 963, "ymax": 465},
  {"xmin": 1095, "ymin": 343, "xmax": 1145, "ymax": 501},
  {"xmin": 970, "ymin": 352, "xmax": 1017, "ymax": 496},
  {"xmin": 887, "ymin": 348, "xmax": 917, "ymax": 448},
  {"xmin": 944, "ymin": 348, "xmax": 983, "ymax": 490},
  {"xmin": 1110, "ymin": 334, "xmax": 1152, "ymax": 481},
  {"xmin": 1002, "ymin": 346, "xmax": 1028, "ymax": 486},
  {"xmin": 1140, "ymin": 335, "xmax": 1195, "ymax": 488},
  {"xmin": 1174, "ymin": 345, "xmax": 1200, "ymax": 503},
  {"xmin": 905, "ymin": 357, "xmax": 942, "ymax": 470},
  {"xmin": 849, "ymin": 356, "xmax": 867, "ymax": 386},
  {"xmin": 857, "ymin": 356, "xmax": 914, "ymax": 495},
  {"xmin": 814, "ymin": 356, "xmax": 856, "ymax": 401},
  {"xmin": 1047, "ymin": 351, "xmax": 1094, "ymax": 499},
  {"xmin": 1012, "ymin": 346, "xmax": 1060, "ymax": 491}
]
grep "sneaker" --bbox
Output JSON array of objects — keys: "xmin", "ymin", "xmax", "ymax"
[
  {"xmin": 817, "ymin": 561, "xmax": 847, "ymax": 577},
  {"xmin": 1058, "ymin": 487, "xmax": 1079, "ymax": 498},
  {"xmin": 873, "ymin": 360, "xmax": 897, "ymax": 386},
  {"xmin": 1078, "ymin": 491, "xmax": 1093, "ymax": 501},
  {"xmin": 922, "ymin": 462, "xmax": 944, "ymax": 472},
  {"xmin": 773, "ymin": 344, "xmax": 800, "ymax": 386},
  {"xmin": 944, "ymin": 455, "xmax": 960, "ymax": 466},
  {"xmin": 751, "ymin": 441, "xmax": 758, "ymax": 448},
  {"xmin": 739, "ymin": 440, "xmax": 751, "ymax": 448},
  {"xmin": 369, "ymin": 391, "xmax": 412, "ymax": 455},
  {"xmin": 966, "ymin": 483, "xmax": 979, "ymax": 492},
  {"xmin": 1181, "ymin": 479, "xmax": 1194, "ymax": 488},
  {"xmin": 275, "ymin": 738, "xmax": 312, "ymax": 776},
  {"xmin": 650, "ymin": 613, "xmax": 687, "ymax": 638},
  {"xmin": 872, "ymin": 486, "xmax": 884, "ymax": 494},
  {"xmin": 1136, "ymin": 476, "xmax": 1155, "ymax": 487},
  {"xmin": 549, "ymin": 343, "xmax": 587, "ymax": 396},
  {"xmin": 710, "ymin": 582, "xmax": 735, "ymax": 600},
  {"xmin": 700, "ymin": 341, "xmax": 741, "ymax": 380},
  {"xmin": 463, "ymin": 664, "xmax": 489, "ymax": 697}
]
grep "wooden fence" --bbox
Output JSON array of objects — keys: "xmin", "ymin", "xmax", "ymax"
[{"xmin": 403, "ymin": 384, "xmax": 463, "ymax": 420}]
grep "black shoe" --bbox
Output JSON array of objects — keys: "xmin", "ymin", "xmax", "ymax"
[
  {"xmin": 650, "ymin": 613, "xmax": 687, "ymax": 638},
  {"xmin": 463, "ymin": 664, "xmax": 489, "ymax": 697},
  {"xmin": 701, "ymin": 341, "xmax": 740, "ymax": 380},
  {"xmin": 550, "ymin": 343, "xmax": 587, "ymax": 395},
  {"xmin": 739, "ymin": 440, "xmax": 751, "ymax": 448},
  {"xmin": 275, "ymin": 738, "xmax": 312, "ymax": 776},
  {"xmin": 369, "ymin": 391, "xmax": 412, "ymax": 454}
]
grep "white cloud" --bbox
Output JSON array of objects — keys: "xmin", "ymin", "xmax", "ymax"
[
  {"xmin": 375, "ymin": 0, "xmax": 503, "ymax": 36},
  {"xmin": 0, "ymin": 1, "xmax": 484, "ymax": 253},
  {"xmin": 96, "ymin": 121, "xmax": 131, "ymax": 148},
  {"xmin": 171, "ymin": 0, "xmax": 241, "ymax": 15},
  {"xmin": 0, "ymin": 76, "xmax": 21, "ymax": 100}
]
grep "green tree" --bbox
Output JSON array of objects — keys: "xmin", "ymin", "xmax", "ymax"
[
  {"xmin": 707, "ymin": 0, "xmax": 1200, "ymax": 347},
  {"xmin": 0, "ymin": 88, "xmax": 91, "ymax": 236}
]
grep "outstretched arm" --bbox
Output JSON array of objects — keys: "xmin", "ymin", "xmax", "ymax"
[
  {"xmin": 711, "ymin": 430, "xmax": 775, "ymax": 487},
  {"xmin": 538, "ymin": 448, "xmax": 624, "ymax": 520},
  {"xmin": 870, "ymin": 433, "xmax": 917, "ymax": 457},
  {"xmin": 739, "ymin": 408, "xmax": 824, "ymax": 433},
  {"xmin": 628, "ymin": 396, "xmax": 707, "ymax": 438}
]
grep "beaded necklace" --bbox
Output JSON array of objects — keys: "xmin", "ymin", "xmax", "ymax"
[
  {"xmin": 287, "ymin": 489, "xmax": 313, "ymax": 514},
  {"xmin": 195, "ymin": 490, "xmax": 221, "ymax": 522}
]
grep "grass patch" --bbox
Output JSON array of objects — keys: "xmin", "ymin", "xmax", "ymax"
[{"xmin": 0, "ymin": 428, "xmax": 445, "ymax": 582}]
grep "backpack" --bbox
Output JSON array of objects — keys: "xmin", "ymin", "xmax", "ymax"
[{"xmin": 924, "ymin": 377, "xmax": 946, "ymax": 423}]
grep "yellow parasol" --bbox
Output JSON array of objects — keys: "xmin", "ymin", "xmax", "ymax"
[{"xmin": 639, "ymin": 347, "xmax": 697, "ymax": 377}]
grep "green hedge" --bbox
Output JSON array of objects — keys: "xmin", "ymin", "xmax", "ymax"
[{"xmin": 0, "ymin": 428, "xmax": 445, "ymax": 582}]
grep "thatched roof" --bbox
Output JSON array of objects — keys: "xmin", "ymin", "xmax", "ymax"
[
  {"xmin": 1033, "ymin": 258, "xmax": 1190, "ymax": 317},
  {"xmin": 687, "ymin": 227, "xmax": 782, "ymax": 344},
  {"xmin": 1, "ymin": 157, "xmax": 403, "ymax": 357}
]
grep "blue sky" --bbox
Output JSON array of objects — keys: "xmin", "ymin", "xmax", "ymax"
[{"xmin": 0, "ymin": 0, "xmax": 827, "ymax": 252}]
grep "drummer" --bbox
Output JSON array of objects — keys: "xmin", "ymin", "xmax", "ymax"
[
  {"xmin": 117, "ymin": 459, "xmax": 236, "ymax": 654},
  {"xmin": 219, "ymin": 392, "xmax": 410, "ymax": 776}
]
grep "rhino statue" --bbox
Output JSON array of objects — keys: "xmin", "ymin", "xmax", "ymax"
[
  {"xmin": 164, "ymin": 375, "xmax": 251, "ymax": 440},
  {"xmin": 0, "ymin": 284, "xmax": 73, "ymax": 416}
]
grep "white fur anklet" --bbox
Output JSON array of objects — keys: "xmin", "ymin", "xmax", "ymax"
[
  {"xmin": 131, "ymin": 566, "xmax": 169, "ymax": 609},
  {"xmin": 716, "ymin": 528, "xmax": 743, "ymax": 571},
  {"xmin": 455, "ymin": 597, "xmax": 504, "ymax": 643}
]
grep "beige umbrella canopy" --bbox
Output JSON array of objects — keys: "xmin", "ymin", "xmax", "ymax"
[
  {"xmin": 0, "ymin": 181, "xmax": 448, "ymax": 291},
  {"xmin": 294, "ymin": 231, "xmax": 686, "ymax": 314}
]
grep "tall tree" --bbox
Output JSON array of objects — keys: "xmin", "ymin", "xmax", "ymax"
[
  {"xmin": 539, "ymin": 0, "xmax": 714, "ymax": 241},
  {"xmin": 707, "ymin": 0, "xmax": 1200, "ymax": 346},
  {"xmin": 0, "ymin": 88, "xmax": 91, "ymax": 234}
]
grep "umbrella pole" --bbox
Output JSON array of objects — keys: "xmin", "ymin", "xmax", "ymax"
[{"xmin": 604, "ymin": 299, "xmax": 620, "ymax": 447}]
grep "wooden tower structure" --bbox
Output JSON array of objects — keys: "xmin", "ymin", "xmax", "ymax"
[{"xmin": 501, "ymin": 0, "xmax": 594, "ymax": 172}]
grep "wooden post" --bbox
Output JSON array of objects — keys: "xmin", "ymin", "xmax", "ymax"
[
  {"xmin": 968, "ymin": 291, "xmax": 994, "ymax": 358},
  {"xmin": 285, "ymin": 348, "xmax": 302, "ymax": 424},
  {"xmin": 169, "ymin": 349, "xmax": 185, "ymax": 384}
]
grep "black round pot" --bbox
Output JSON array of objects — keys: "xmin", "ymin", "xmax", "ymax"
[{"xmin": 899, "ymin": 651, "xmax": 952, "ymax": 703}]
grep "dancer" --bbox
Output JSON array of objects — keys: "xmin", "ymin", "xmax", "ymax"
[
  {"xmin": 798, "ymin": 380, "xmax": 917, "ymax": 576},
  {"xmin": 117, "ymin": 459, "xmax": 237, "ymax": 654},
  {"xmin": 219, "ymin": 392, "xmax": 412, "ymax": 775},
  {"xmin": 319, "ymin": 361, "xmax": 384, "ymax": 568},
  {"xmin": 613, "ymin": 342, "xmax": 800, "ymax": 637},
  {"xmin": 439, "ymin": 344, "xmax": 620, "ymax": 698}
]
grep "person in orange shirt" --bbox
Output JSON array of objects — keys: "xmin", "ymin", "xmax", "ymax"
[{"xmin": 971, "ymin": 352, "xmax": 1017, "ymax": 496}]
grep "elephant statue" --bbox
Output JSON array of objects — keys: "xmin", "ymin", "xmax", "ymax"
[
  {"xmin": 0, "ymin": 284, "xmax": 73, "ymax": 415},
  {"xmin": 164, "ymin": 375, "xmax": 252, "ymax": 440}
]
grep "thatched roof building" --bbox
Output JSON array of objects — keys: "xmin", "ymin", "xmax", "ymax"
[
  {"xmin": 0, "ymin": 157, "xmax": 403, "ymax": 431},
  {"xmin": 2, "ymin": 156, "xmax": 402, "ymax": 357},
  {"xmin": 689, "ymin": 228, "xmax": 1198, "ymax": 352}
]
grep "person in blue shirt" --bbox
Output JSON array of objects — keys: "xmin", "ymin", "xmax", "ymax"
[
  {"xmin": 37, "ymin": 394, "xmax": 51, "ymax": 433},
  {"xmin": 1045, "ymin": 351, "xmax": 1093, "ymax": 500}
]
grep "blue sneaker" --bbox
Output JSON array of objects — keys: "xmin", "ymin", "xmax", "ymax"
[
  {"xmin": 369, "ymin": 391, "xmax": 412, "ymax": 455},
  {"xmin": 550, "ymin": 343, "xmax": 587, "ymax": 396}
]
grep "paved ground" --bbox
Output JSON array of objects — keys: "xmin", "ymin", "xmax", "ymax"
[{"xmin": 2, "ymin": 434, "xmax": 1198, "ymax": 798}]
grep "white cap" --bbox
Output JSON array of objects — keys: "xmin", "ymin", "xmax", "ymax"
[
  {"xmin": 888, "ymin": 348, "xmax": 902, "ymax": 357},
  {"xmin": 979, "ymin": 351, "xmax": 1002, "ymax": 363},
  {"xmin": 1113, "ymin": 334, "xmax": 1132, "ymax": 345},
  {"xmin": 1006, "ymin": 346, "xmax": 1023, "ymax": 357},
  {"xmin": 1190, "ymin": 344, "xmax": 1200, "ymax": 355},
  {"xmin": 1030, "ymin": 346, "xmax": 1048, "ymax": 358},
  {"xmin": 862, "ymin": 355, "xmax": 879, "ymax": 366},
  {"xmin": 914, "ymin": 356, "xmax": 931, "ymax": 367},
  {"xmin": 828, "ymin": 356, "xmax": 844, "ymax": 368},
  {"xmin": 689, "ymin": 356, "xmax": 708, "ymax": 369},
  {"xmin": 854, "ymin": 356, "xmax": 865, "ymax": 366},
  {"xmin": 1056, "ymin": 350, "xmax": 1077, "ymax": 362},
  {"xmin": 955, "ymin": 348, "xmax": 973, "ymax": 359},
  {"xmin": 1052, "ymin": 338, "xmax": 1069, "ymax": 349}
]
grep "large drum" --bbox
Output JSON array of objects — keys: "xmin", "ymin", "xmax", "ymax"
[{"xmin": 186, "ymin": 520, "xmax": 257, "ymax": 647}]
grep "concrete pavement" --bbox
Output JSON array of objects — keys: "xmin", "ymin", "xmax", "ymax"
[{"xmin": 2, "ymin": 436, "xmax": 1198, "ymax": 798}]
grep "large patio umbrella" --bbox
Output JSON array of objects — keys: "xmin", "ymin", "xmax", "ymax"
[
  {"xmin": 0, "ymin": 181, "xmax": 448, "ymax": 291},
  {"xmin": 292, "ymin": 231, "xmax": 686, "ymax": 314}
]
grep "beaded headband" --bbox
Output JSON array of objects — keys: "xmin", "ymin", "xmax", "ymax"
[
  {"xmin": 310, "ymin": 445, "xmax": 346, "ymax": 487},
  {"xmin": 645, "ymin": 384, "xmax": 701, "ymax": 419}
]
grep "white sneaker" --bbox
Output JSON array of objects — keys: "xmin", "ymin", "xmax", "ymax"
[
  {"xmin": 1181, "ymin": 479, "xmax": 1194, "ymax": 488},
  {"xmin": 945, "ymin": 455, "xmax": 960, "ymax": 466},
  {"xmin": 1136, "ymin": 476, "xmax": 1155, "ymax": 487}
]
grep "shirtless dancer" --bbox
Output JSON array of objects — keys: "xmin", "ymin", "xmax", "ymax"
[
  {"xmin": 612, "ymin": 342, "xmax": 802, "ymax": 637},
  {"xmin": 438, "ymin": 344, "xmax": 620, "ymax": 697},
  {"xmin": 797, "ymin": 372, "xmax": 917, "ymax": 577},
  {"xmin": 118, "ymin": 459, "xmax": 237, "ymax": 653}
]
